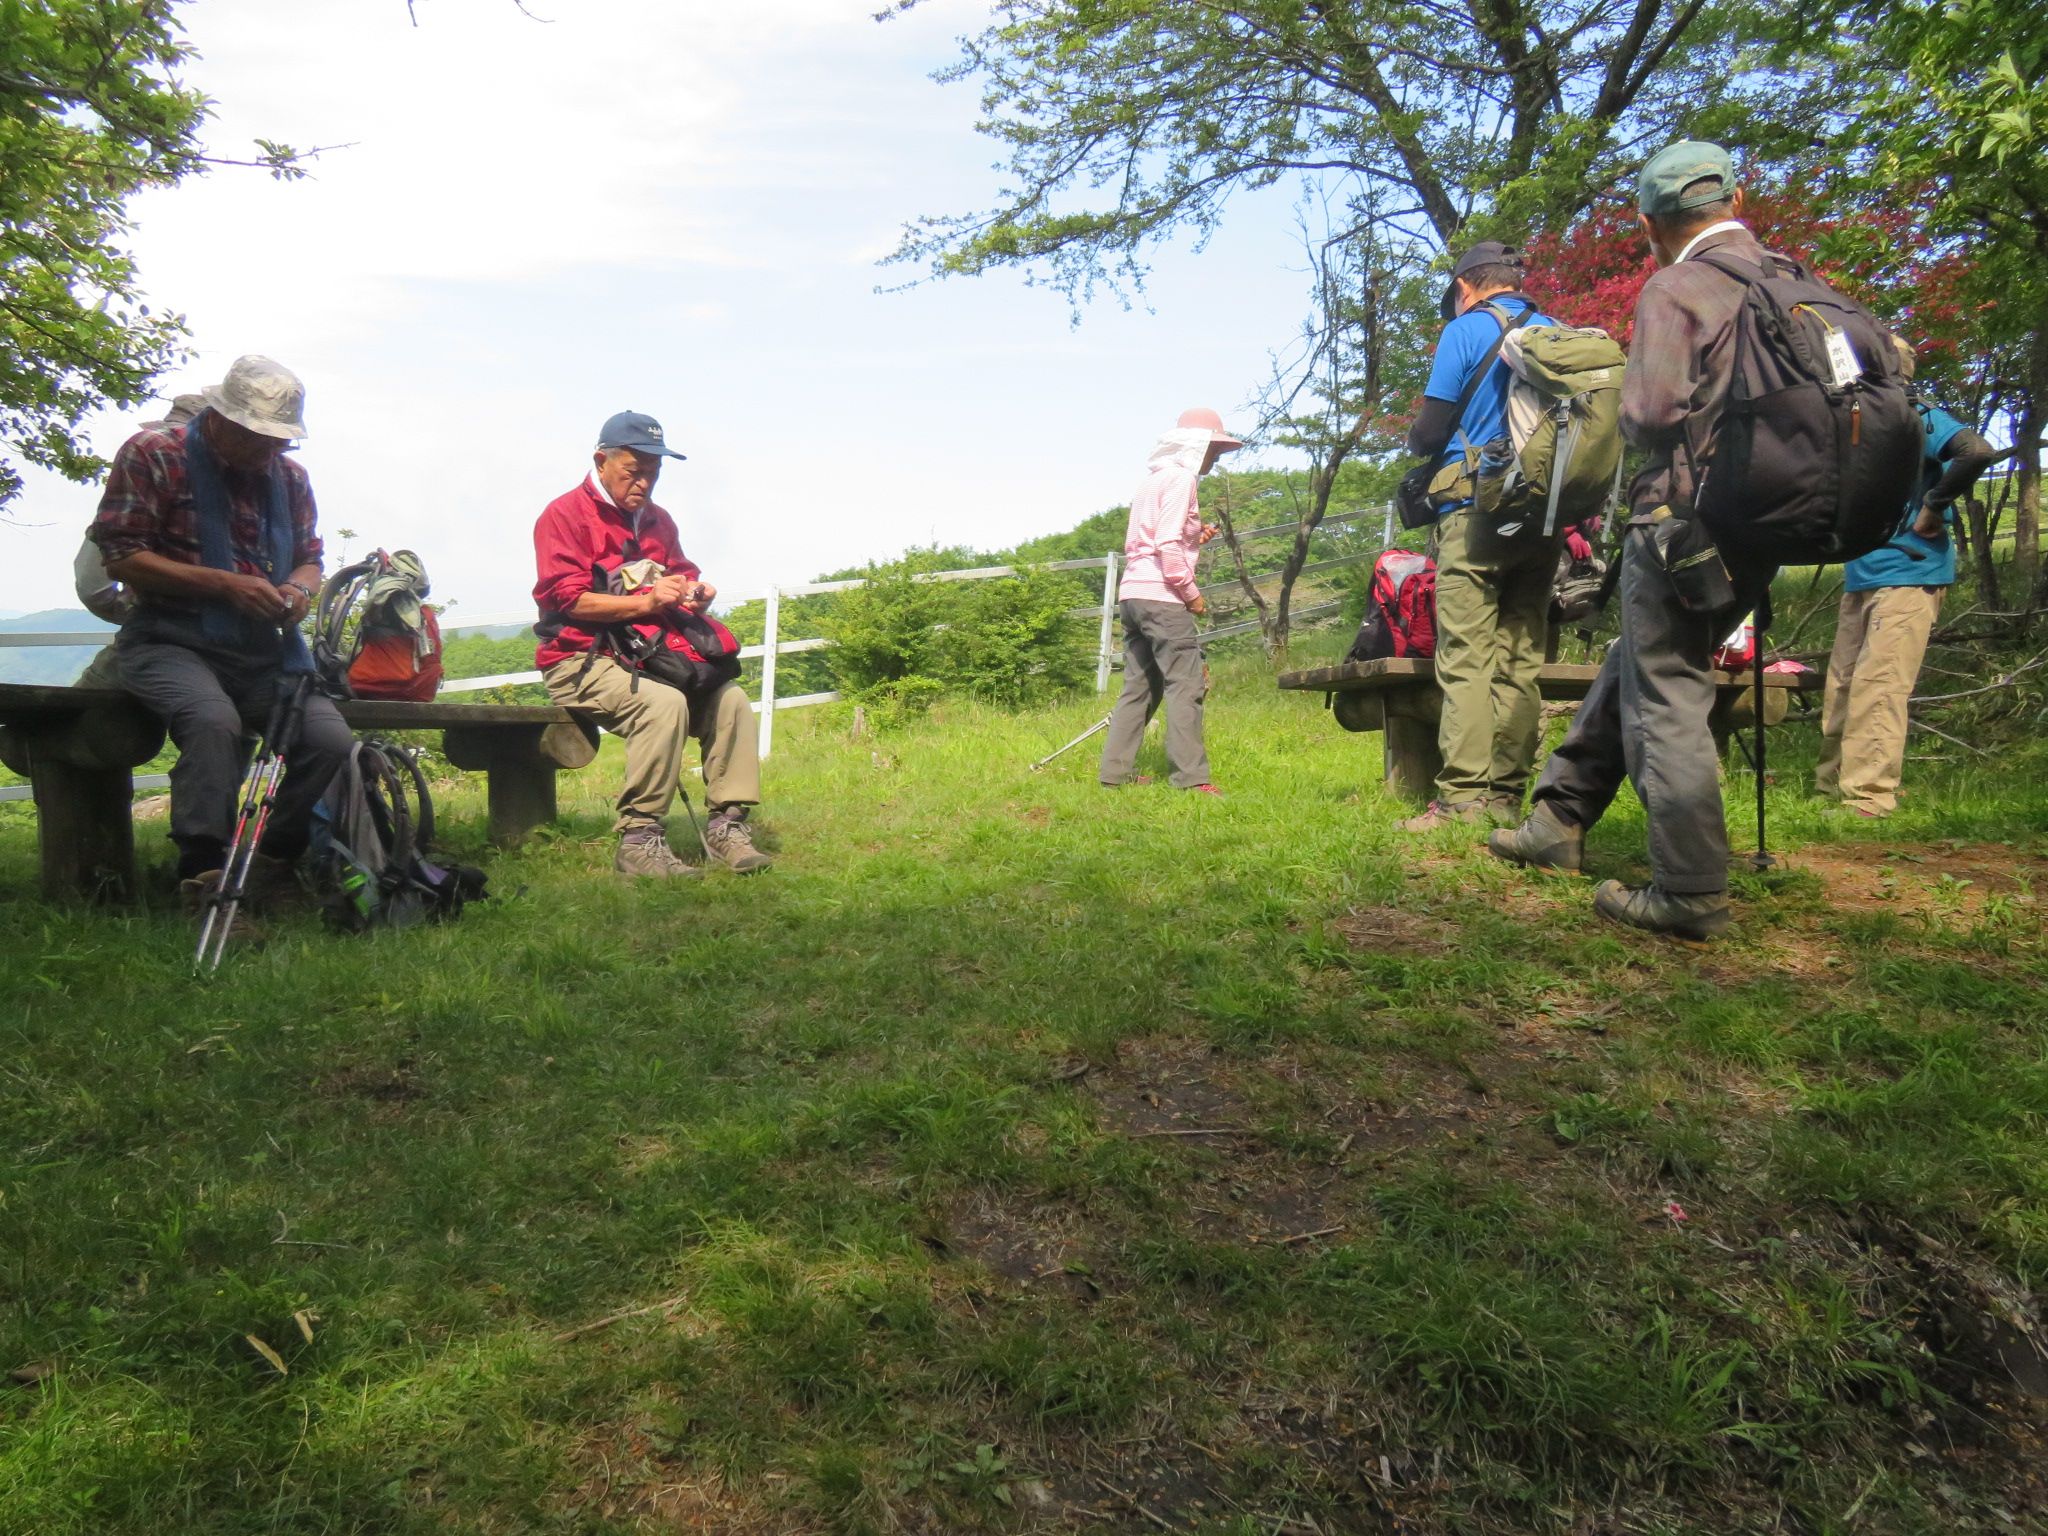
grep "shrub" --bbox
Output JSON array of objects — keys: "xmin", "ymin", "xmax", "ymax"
[{"xmin": 817, "ymin": 554, "xmax": 1091, "ymax": 717}]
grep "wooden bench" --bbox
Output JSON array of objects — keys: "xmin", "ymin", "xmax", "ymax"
[
  {"xmin": 1275, "ymin": 657, "xmax": 1821, "ymax": 802},
  {"xmin": 0, "ymin": 684, "xmax": 599, "ymax": 902}
]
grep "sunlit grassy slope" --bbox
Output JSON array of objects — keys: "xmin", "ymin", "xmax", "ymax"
[{"xmin": 3, "ymin": 624, "xmax": 2045, "ymax": 1534}]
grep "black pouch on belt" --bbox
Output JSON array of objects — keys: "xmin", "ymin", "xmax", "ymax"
[{"xmin": 1648, "ymin": 512, "xmax": 1738, "ymax": 615}]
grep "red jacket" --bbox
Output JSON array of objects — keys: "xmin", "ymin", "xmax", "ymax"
[{"xmin": 532, "ymin": 476, "xmax": 703, "ymax": 669}]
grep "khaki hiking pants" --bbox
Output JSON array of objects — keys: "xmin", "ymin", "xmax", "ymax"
[
  {"xmin": 543, "ymin": 654, "xmax": 760, "ymax": 833},
  {"xmin": 1815, "ymin": 585, "xmax": 1943, "ymax": 816},
  {"xmin": 1430, "ymin": 509, "xmax": 1559, "ymax": 807}
]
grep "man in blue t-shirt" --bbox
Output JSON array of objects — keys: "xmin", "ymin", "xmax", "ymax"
[
  {"xmin": 1399, "ymin": 240, "xmax": 1562, "ymax": 831},
  {"xmin": 1816, "ymin": 340, "xmax": 1995, "ymax": 817}
]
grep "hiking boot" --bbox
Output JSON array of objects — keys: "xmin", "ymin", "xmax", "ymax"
[
  {"xmin": 182, "ymin": 871, "xmax": 264, "ymax": 945},
  {"xmin": 245, "ymin": 852, "xmax": 309, "ymax": 914},
  {"xmin": 615, "ymin": 831, "xmax": 702, "ymax": 879},
  {"xmin": 1592, "ymin": 880, "xmax": 1732, "ymax": 941},
  {"xmin": 702, "ymin": 813, "xmax": 773, "ymax": 874},
  {"xmin": 1485, "ymin": 793, "xmax": 1524, "ymax": 828},
  {"xmin": 1486, "ymin": 803, "xmax": 1584, "ymax": 873},
  {"xmin": 179, "ymin": 868, "xmax": 225, "ymax": 916},
  {"xmin": 1398, "ymin": 799, "xmax": 1487, "ymax": 833}
]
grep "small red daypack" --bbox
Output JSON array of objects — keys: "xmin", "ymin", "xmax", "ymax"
[{"xmin": 1346, "ymin": 550, "xmax": 1438, "ymax": 662}]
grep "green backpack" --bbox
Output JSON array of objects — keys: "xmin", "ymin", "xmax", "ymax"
[{"xmin": 1492, "ymin": 324, "xmax": 1629, "ymax": 537}]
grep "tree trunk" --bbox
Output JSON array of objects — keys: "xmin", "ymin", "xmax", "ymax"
[
  {"xmin": 2015, "ymin": 324, "xmax": 2047, "ymax": 606},
  {"xmin": 1965, "ymin": 495, "xmax": 2003, "ymax": 609},
  {"xmin": 1209, "ymin": 476, "xmax": 1271, "ymax": 656}
]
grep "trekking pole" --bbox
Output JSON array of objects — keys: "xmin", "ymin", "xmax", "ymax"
[
  {"xmin": 676, "ymin": 783, "xmax": 713, "ymax": 861},
  {"xmin": 1032, "ymin": 712, "xmax": 1114, "ymax": 771},
  {"xmin": 196, "ymin": 653, "xmax": 314, "ymax": 973},
  {"xmin": 1750, "ymin": 588, "xmax": 1775, "ymax": 873}
]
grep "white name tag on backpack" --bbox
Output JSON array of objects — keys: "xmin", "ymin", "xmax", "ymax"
[{"xmin": 1824, "ymin": 328, "xmax": 1862, "ymax": 387}]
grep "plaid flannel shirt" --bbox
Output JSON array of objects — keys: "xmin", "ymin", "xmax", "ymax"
[
  {"xmin": 89, "ymin": 421, "xmax": 322, "ymax": 577},
  {"xmin": 1620, "ymin": 224, "xmax": 1769, "ymax": 519}
]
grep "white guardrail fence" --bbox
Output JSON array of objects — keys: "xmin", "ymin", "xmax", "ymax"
[{"xmin": 0, "ymin": 503, "xmax": 1393, "ymax": 798}]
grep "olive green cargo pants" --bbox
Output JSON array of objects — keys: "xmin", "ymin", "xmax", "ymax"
[{"xmin": 1429, "ymin": 509, "xmax": 1560, "ymax": 807}]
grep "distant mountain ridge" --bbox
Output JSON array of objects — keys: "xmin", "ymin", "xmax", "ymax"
[{"xmin": 0, "ymin": 609, "xmax": 113, "ymax": 685}]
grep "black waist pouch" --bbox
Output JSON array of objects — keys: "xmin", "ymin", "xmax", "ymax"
[{"xmin": 1646, "ymin": 514, "xmax": 1738, "ymax": 615}]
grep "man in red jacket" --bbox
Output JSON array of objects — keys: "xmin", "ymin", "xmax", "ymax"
[{"xmin": 532, "ymin": 411, "xmax": 769, "ymax": 878}]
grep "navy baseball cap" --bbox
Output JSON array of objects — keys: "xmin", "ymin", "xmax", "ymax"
[
  {"xmin": 1439, "ymin": 240, "xmax": 1526, "ymax": 319},
  {"xmin": 596, "ymin": 409, "xmax": 686, "ymax": 460}
]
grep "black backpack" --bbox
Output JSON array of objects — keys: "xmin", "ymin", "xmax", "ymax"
[{"xmin": 1690, "ymin": 250, "xmax": 1921, "ymax": 566}]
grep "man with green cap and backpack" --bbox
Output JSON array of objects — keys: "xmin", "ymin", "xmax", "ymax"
[{"xmin": 1489, "ymin": 141, "xmax": 1779, "ymax": 941}]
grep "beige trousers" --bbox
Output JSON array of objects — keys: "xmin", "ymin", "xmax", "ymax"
[
  {"xmin": 1815, "ymin": 585, "xmax": 1943, "ymax": 815},
  {"xmin": 542, "ymin": 654, "xmax": 761, "ymax": 832}
]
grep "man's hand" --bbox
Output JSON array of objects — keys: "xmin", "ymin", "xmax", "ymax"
[
  {"xmin": 1911, "ymin": 501, "xmax": 1944, "ymax": 539},
  {"xmin": 1565, "ymin": 528, "xmax": 1594, "ymax": 563},
  {"xmin": 278, "ymin": 582, "xmax": 312, "ymax": 625},
  {"xmin": 682, "ymin": 580, "xmax": 716, "ymax": 613},
  {"xmin": 1187, "ymin": 593, "xmax": 1207, "ymax": 617},
  {"xmin": 217, "ymin": 571, "xmax": 290, "ymax": 621},
  {"xmin": 641, "ymin": 573, "xmax": 693, "ymax": 614},
  {"xmin": 1198, "ymin": 522, "xmax": 1220, "ymax": 545}
]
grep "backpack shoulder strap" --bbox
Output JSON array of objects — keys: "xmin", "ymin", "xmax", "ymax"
[{"xmin": 1447, "ymin": 301, "xmax": 1538, "ymax": 454}]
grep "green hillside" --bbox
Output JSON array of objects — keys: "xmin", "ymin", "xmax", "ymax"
[{"xmin": 3, "ymin": 609, "xmax": 2044, "ymax": 1534}]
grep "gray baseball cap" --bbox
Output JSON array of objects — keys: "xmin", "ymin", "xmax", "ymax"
[{"xmin": 1637, "ymin": 140, "xmax": 1737, "ymax": 218}]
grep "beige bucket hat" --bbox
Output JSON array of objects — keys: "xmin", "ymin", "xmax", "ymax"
[{"xmin": 202, "ymin": 354, "xmax": 308, "ymax": 439}]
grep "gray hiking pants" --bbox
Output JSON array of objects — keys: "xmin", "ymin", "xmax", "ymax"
[
  {"xmin": 1529, "ymin": 526, "xmax": 1770, "ymax": 895},
  {"xmin": 1099, "ymin": 599, "xmax": 1210, "ymax": 789},
  {"xmin": 118, "ymin": 637, "xmax": 353, "ymax": 869}
]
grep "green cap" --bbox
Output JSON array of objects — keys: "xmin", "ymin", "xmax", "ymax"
[{"xmin": 1636, "ymin": 140, "xmax": 1736, "ymax": 217}]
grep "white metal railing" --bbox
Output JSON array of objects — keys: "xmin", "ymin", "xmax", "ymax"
[{"xmin": 1, "ymin": 504, "xmax": 1396, "ymax": 766}]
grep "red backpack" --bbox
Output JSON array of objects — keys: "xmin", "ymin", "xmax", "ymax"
[{"xmin": 1346, "ymin": 550, "xmax": 1438, "ymax": 662}]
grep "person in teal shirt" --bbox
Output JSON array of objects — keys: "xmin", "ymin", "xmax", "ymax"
[{"xmin": 1816, "ymin": 340, "xmax": 1996, "ymax": 817}]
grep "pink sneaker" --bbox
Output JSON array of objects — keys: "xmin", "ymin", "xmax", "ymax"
[{"xmin": 1186, "ymin": 783, "xmax": 1224, "ymax": 797}]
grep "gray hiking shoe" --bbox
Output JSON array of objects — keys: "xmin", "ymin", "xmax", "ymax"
[
  {"xmin": 615, "ymin": 831, "xmax": 701, "ymax": 879},
  {"xmin": 1591, "ymin": 880, "xmax": 1732, "ymax": 941},
  {"xmin": 1486, "ymin": 804, "xmax": 1585, "ymax": 873},
  {"xmin": 1485, "ymin": 793, "xmax": 1524, "ymax": 828},
  {"xmin": 702, "ymin": 813, "xmax": 773, "ymax": 874}
]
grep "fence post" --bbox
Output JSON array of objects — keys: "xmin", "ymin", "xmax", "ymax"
[
  {"xmin": 758, "ymin": 585, "xmax": 780, "ymax": 761},
  {"xmin": 1381, "ymin": 500, "xmax": 1394, "ymax": 546},
  {"xmin": 1095, "ymin": 551, "xmax": 1118, "ymax": 694}
]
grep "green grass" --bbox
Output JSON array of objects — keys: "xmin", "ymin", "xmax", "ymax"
[{"xmin": 2, "ymin": 622, "xmax": 2046, "ymax": 1534}]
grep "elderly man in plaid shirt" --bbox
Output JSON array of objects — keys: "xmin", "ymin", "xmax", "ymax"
[{"xmin": 88, "ymin": 355, "xmax": 352, "ymax": 908}]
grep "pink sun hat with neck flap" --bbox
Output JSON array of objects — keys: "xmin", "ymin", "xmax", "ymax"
[{"xmin": 1176, "ymin": 406, "xmax": 1243, "ymax": 450}]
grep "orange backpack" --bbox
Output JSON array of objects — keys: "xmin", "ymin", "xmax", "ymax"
[
  {"xmin": 314, "ymin": 549, "xmax": 444, "ymax": 701},
  {"xmin": 349, "ymin": 605, "xmax": 444, "ymax": 701}
]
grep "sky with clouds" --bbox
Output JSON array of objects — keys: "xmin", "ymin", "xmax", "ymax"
[{"xmin": 5, "ymin": 0, "xmax": 1320, "ymax": 624}]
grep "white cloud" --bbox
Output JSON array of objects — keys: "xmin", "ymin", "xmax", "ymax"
[{"xmin": 4, "ymin": 0, "xmax": 1320, "ymax": 626}]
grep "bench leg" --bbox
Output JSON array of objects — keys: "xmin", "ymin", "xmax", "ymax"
[
  {"xmin": 1381, "ymin": 705, "xmax": 1443, "ymax": 804},
  {"xmin": 33, "ymin": 763, "xmax": 138, "ymax": 903},
  {"xmin": 484, "ymin": 761, "xmax": 558, "ymax": 846}
]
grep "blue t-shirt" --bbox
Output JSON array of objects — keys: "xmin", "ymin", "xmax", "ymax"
[
  {"xmin": 1843, "ymin": 402, "xmax": 1967, "ymax": 591},
  {"xmin": 1423, "ymin": 296, "xmax": 1555, "ymax": 478}
]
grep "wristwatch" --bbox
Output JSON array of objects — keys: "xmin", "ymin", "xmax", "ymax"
[{"xmin": 284, "ymin": 580, "xmax": 314, "ymax": 608}]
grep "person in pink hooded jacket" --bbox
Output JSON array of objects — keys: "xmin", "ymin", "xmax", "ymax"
[{"xmin": 1098, "ymin": 408, "xmax": 1241, "ymax": 793}]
